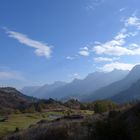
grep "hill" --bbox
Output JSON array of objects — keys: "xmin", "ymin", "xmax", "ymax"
[{"xmin": 0, "ymin": 87, "xmax": 36, "ymax": 113}]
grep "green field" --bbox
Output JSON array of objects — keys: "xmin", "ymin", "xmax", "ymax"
[
  {"xmin": 0, "ymin": 112, "xmax": 63, "ymax": 139},
  {"xmin": 0, "ymin": 110, "xmax": 94, "ymax": 139}
]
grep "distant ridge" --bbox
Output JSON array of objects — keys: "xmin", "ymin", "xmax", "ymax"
[
  {"xmin": 22, "ymin": 81, "xmax": 67, "ymax": 98},
  {"xmin": 22, "ymin": 70, "xmax": 129, "ymax": 100},
  {"xmin": 111, "ymin": 79, "xmax": 140, "ymax": 103},
  {"xmin": 85, "ymin": 65, "xmax": 140, "ymax": 102}
]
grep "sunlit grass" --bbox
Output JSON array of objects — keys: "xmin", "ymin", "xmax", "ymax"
[
  {"xmin": 0, "ymin": 112, "xmax": 62, "ymax": 138},
  {"xmin": 0, "ymin": 110, "xmax": 94, "ymax": 138}
]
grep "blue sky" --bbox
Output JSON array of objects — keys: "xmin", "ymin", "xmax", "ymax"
[{"xmin": 1, "ymin": 0, "xmax": 140, "ymax": 88}]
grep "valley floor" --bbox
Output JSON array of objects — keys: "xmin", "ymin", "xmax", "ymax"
[{"xmin": 0, "ymin": 110, "xmax": 94, "ymax": 139}]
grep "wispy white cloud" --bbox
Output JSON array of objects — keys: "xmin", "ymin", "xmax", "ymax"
[
  {"xmin": 5, "ymin": 29, "xmax": 52, "ymax": 58},
  {"xmin": 92, "ymin": 15, "xmax": 140, "ymax": 72},
  {"xmin": 79, "ymin": 50, "xmax": 90, "ymax": 56},
  {"xmin": 68, "ymin": 73, "xmax": 81, "ymax": 79},
  {"xmin": 80, "ymin": 47, "xmax": 89, "ymax": 51},
  {"xmin": 119, "ymin": 7, "xmax": 127, "ymax": 12},
  {"xmin": 79, "ymin": 47, "xmax": 90, "ymax": 56},
  {"xmin": 98, "ymin": 62, "xmax": 135, "ymax": 72},
  {"xmin": 93, "ymin": 33, "xmax": 131, "ymax": 56},
  {"xmin": 66, "ymin": 56, "xmax": 75, "ymax": 60},
  {"xmin": 128, "ymin": 43, "xmax": 139, "ymax": 49},
  {"xmin": 93, "ymin": 16, "xmax": 140, "ymax": 56},
  {"xmin": 94, "ymin": 57, "xmax": 120, "ymax": 62},
  {"xmin": 125, "ymin": 16, "xmax": 140, "ymax": 29},
  {"xmin": 86, "ymin": 0, "xmax": 105, "ymax": 11}
]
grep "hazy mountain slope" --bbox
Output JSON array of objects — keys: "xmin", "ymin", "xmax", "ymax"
[
  {"xmin": 85, "ymin": 65, "xmax": 140, "ymax": 101},
  {"xmin": 21, "ymin": 86, "xmax": 41, "ymax": 97},
  {"xmin": 44, "ymin": 70, "xmax": 129, "ymax": 99},
  {"xmin": 28, "ymin": 81, "xmax": 67, "ymax": 98},
  {"xmin": 111, "ymin": 79, "xmax": 140, "ymax": 103}
]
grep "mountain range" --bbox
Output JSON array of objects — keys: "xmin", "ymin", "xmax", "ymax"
[
  {"xmin": 85, "ymin": 65, "xmax": 140, "ymax": 102},
  {"xmin": 21, "ymin": 65, "xmax": 140, "ymax": 103},
  {"xmin": 22, "ymin": 69, "xmax": 129, "ymax": 99},
  {"xmin": 2, "ymin": 65, "xmax": 140, "ymax": 108},
  {"xmin": 21, "ymin": 81, "xmax": 67, "ymax": 99}
]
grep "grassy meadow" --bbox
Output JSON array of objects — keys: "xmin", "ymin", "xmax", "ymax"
[
  {"xmin": 0, "ymin": 112, "xmax": 61, "ymax": 138},
  {"xmin": 0, "ymin": 110, "xmax": 94, "ymax": 139}
]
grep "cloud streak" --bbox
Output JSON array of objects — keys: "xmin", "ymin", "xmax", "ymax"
[
  {"xmin": 79, "ymin": 47, "xmax": 90, "ymax": 56},
  {"xmin": 66, "ymin": 56, "xmax": 75, "ymax": 60},
  {"xmin": 94, "ymin": 57, "xmax": 120, "ymax": 62},
  {"xmin": 86, "ymin": 0, "xmax": 105, "ymax": 11},
  {"xmin": 125, "ymin": 16, "xmax": 140, "ymax": 29},
  {"xmin": 68, "ymin": 73, "xmax": 81, "ymax": 79},
  {"xmin": 93, "ymin": 16, "xmax": 140, "ymax": 56},
  {"xmin": 98, "ymin": 62, "xmax": 136, "ymax": 72},
  {"xmin": 5, "ymin": 29, "xmax": 52, "ymax": 58},
  {"xmin": 119, "ymin": 7, "xmax": 126, "ymax": 12}
]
